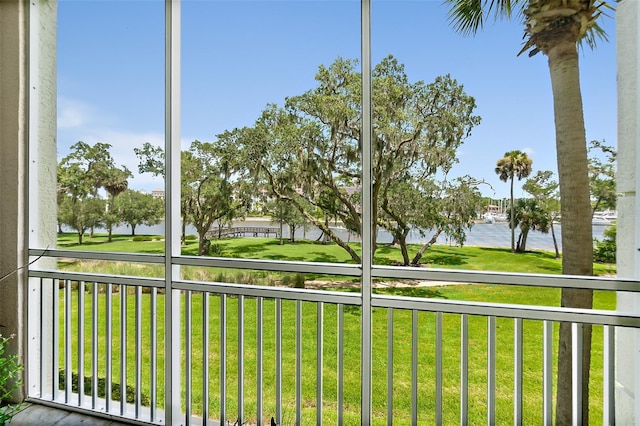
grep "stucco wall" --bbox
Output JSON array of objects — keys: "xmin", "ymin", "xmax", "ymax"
[{"xmin": 0, "ymin": 0, "xmax": 29, "ymax": 402}]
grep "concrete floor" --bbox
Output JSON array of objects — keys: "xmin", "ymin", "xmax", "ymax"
[{"xmin": 10, "ymin": 403, "xmax": 132, "ymax": 425}]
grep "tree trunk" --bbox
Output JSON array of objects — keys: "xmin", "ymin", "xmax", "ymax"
[
  {"xmin": 131, "ymin": 224, "xmax": 136, "ymax": 236},
  {"xmin": 398, "ymin": 233, "xmax": 410, "ymax": 266},
  {"xmin": 510, "ymin": 176, "xmax": 515, "ymax": 252},
  {"xmin": 547, "ymin": 39, "xmax": 594, "ymax": 426},
  {"xmin": 516, "ymin": 229, "xmax": 529, "ymax": 253},
  {"xmin": 550, "ymin": 222, "xmax": 560, "ymax": 259},
  {"xmin": 411, "ymin": 230, "xmax": 441, "ymax": 265}
]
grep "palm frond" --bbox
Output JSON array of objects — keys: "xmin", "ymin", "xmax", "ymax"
[
  {"xmin": 443, "ymin": 0, "xmax": 486, "ymax": 36},
  {"xmin": 443, "ymin": 0, "xmax": 521, "ymax": 36},
  {"xmin": 580, "ymin": 0, "xmax": 615, "ymax": 51}
]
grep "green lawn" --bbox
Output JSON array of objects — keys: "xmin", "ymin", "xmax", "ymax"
[{"xmin": 55, "ymin": 233, "xmax": 616, "ymax": 424}]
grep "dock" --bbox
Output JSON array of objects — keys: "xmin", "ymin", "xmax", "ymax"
[{"xmin": 206, "ymin": 226, "xmax": 281, "ymax": 239}]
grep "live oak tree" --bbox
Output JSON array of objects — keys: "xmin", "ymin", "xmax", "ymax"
[
  {"xmin": 523, "ymin": 170, "xmax": 561, "ymax": 258},
  {"xmin": 182, "ymin": 140, "xmax": 248, "ymax": 256},
  {"xmin": 103, "ymin": 166, "xmax": 132, "ymax": 242},
  {"xmin": 135, "ymin": 141, "xmax": 249, "ymax": 250},
  {"xmin": 445, "ymin": 1, "xmax": 611, "ymax": 422},
  {"xmin": 114, "ymin": 189, "xmax": 163, "ymax": 236},
  {"xmin": 268, "ymin": 198, "xmax": 309, "ymax": 245},
  {"xmin": 58, "ymin": 141, "xmax": 130, "ymax": 244},
  {"xmin": 381, "ymin": 176, "xmax": 483, "ymax": 266},
  {"xmin": 241, "ymin": 56, "xmax": 480, "ymax": 263},
  {"xmin": 587, "ymin": 139, "xmax": 616, "ymax": 216}
]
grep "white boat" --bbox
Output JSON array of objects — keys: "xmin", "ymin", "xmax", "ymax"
[{"xmin": 592, "ymin": 214, "xmax": 612, "ymax": 226}]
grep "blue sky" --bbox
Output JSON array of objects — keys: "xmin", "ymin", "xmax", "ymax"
[{"xmin": 57, "ymin": 0, "xmax": 617, "ymax": 200}]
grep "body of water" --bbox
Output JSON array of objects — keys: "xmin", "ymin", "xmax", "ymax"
[{"xmin": 102, "ymin": 219, "xmax": 609, "ymax": 253}]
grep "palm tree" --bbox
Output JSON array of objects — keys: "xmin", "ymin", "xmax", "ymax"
[
  {"xmin": 495, "ymin": 150, "xmax": 533, "ymax": 253},
  {"xmin": 103, "ymin": 166, "xmax": 132, "ymax": 242},
  {"xmin": 445, "ymin": 1, "xmax": 611, "ymax": 424}
]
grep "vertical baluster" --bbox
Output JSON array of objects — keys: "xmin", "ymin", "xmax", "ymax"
[
  {"xmin": 185, "ymin": 290, "xmax": 192, "ymax": 425},
  {"xmin": 238, "ymin": 295, "xmax": 244, "ymax": 424},
  {"xmin": 120, "ymin": 285, "xmax": 127, "ymax": 416},
  {"xmin": 411, "ymin": 310, "xmax": 418, "ymax": 425},
  {"xmin": 572, "ymin": 323, "xmax": 583, "ymax": 425},
  {"xmin": 40, "ymin": 278, "xmax": 45, "ymax": 399},
  {"xmin": 603, "ymin": 325, "xmax": 615, "ymax": 426},
  {"xmin": 436, "ymin": 312, "xmax": 443, "ymax": 425},
  {"xmin": 78, "ymin": 281, "xmax": 85, "ymax": 406},
  {"xmin": 387, "ymin": 308, "xmax": 393, "ymax": 426},
  {"xmin": 150, "ymin": 287, "xmax": 157, "ymax": 422},
  {"xmin": 461, "ymin": 314, "xmax": 468, "ymax": 425},
  {"xmin": 514, "ymin": 318, "xmax": 523, "ymax": 424},
  {"xmin": 202, "ymin": 292, "xmax": 209, "ymax": 426},
  {"xmin": 52, "ymin": 278, "xmax": 60, "ymax": 401},
  {"xmin": 76, "ymin": 281, "xmax": 84, "ymax": 407},
  {"xmin": 106, "ymin": 283, "xmax": 113, "ymax": 412},
  {"xmin": 487, "ymin": 316, "xmax": 496, "ymax": 426},
  {"xmin": 220, "ymin": 294, "xmax": 227, "ymax": 424},
  {"xmin": 275, "ymin": 298, "xmax": 282, "ymax": 424},
  {"xmin": 543, "ymin": 320, "xmax": 552, "ymax": 426},
  {"xmin": 92, "ymin": 282, "xmax": 98, "ymax": 409},
  {"xmin": 256, "ymin": 297, "xmax": 263, "ymax": 426},
  {"xmin": 316, "ymin": 302, "xmax": 324, "ymax": 426},
  {"xmin": 337, "ymin": 304, "xmax": 344, "ymax": 425},
  {"xmin": 64, "ymin": 279, "xmax": 71, "ymax": 404},
  {"xmin": 296, "ymin": 300, "xmax": 302, "ymax": 425},
  {"xmin": 135, "ymin": 286, "xmax": 142, "ymax": 419}
]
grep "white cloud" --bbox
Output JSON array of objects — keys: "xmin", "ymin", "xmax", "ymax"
[
  {"xmin": 57, "ymin": 98, "xmax": 99, "ymax": 129},
  {"xmin": 522, "ymin": 147, "xmax": 535, "ymax": 156}
]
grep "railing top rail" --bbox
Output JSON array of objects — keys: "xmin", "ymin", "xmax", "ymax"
[
  {"xmin": 28, "ymin": 249, "xmax": 637, "ymax": 293},
  {"xmin": 175, "ymin": 255, "xmax": 361, "ymax": 276},
  {"xmin": 175, "ymin": 279, "xmax": 361, "ymax": 305},
  {"xmin": 373, "ymin": 294, "xmax": 640, "ymax": 328},
  {"xmin": 373, "ymin": 265, "xmax": 640, "ymax": 292},
  {"xmin": 28, "ymin": 269, "xmax": 164, "ymax": 288},
  {"xmin": 29, "ymin": 248, "xmax": 165, "ymax": 264}
]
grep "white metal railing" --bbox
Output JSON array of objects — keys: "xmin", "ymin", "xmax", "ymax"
[{"xmin": 26, "ymin": 250, "xmax": 640, "ymax": 425}]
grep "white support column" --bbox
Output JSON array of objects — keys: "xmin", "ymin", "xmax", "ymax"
[
  {"xmin": 26, "ymin": 0, "xmax": 58, "ymax": 401},
  {"xmin": 616, "ymin": 1, "xmax": 640, "ymax": 423},
  {"xmin": 164, "ymin": 0, "xmax": 182, "ymax": 424}
]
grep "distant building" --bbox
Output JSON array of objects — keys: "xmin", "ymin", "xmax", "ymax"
[{"xmin": 152, "ymin": 188, "xmax": 165, "ymax": 199}]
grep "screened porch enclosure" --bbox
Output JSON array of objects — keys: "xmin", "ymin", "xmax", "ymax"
[{"xmin": 15, "ymin": 0, "xmax": 640, "ymax": 425}]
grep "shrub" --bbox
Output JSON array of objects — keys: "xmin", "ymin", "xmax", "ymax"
[
  {"xmin": 282, "ymin": 272, "xmax": 306, "ymax": 289},
  {"xmin": 209, "ymin": 243, "xmax": 224, "ymax": 257},
  {"xmin": 0, "ymin": 334, "xmax": 23, "ymax": 425},
  {"xmin": 594, "ymin": 224, "xmax": 616, "ymax": 263},
  {"xmin": 132, "ymin": 235, "xmax": 153, "ymax": 242},
  {"xmin": 58, "ymin": 370, "xmax": 150, "ymax": 406},
  {"xmin": 185, "ymin": 234, "xmax": 197, "ymax": 240}
]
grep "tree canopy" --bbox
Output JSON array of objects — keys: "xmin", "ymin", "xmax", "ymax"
[{"xmin": 234, "ymin": 55, "xmax": 481, "ymax": 264}]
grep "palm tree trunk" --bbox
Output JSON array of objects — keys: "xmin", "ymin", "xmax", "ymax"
[
  {"xmin": 510, "ymin": 176, "xmax": 515, "ymax": 252},
  {"xmin": 550, "ymin": 222, "xmax": 560, "ymax": 259},
  {"xmin": 547, "ymin": 39, "xmax": 593, "ymax": 426}
]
